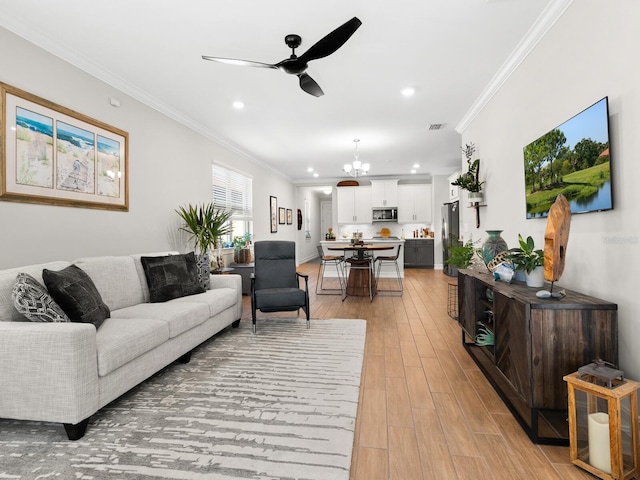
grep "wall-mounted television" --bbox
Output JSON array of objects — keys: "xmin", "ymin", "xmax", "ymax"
[{"xmin": 523, "ymin": 97, "xmax": 612, "ymax": 218}]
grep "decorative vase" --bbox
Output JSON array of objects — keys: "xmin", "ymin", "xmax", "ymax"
[
  {"xmin": 525, "ymin": 266, "xmax": 545, "ymax": 288},
  {"xmin": 195, "ymin": 253, "xmax": 210, "ymax": 290},
  {"xmin": 481, "ymin": 230, "xmax": 508, "ymax": 265}
]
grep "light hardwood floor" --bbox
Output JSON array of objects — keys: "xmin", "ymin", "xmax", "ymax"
[{"xmin": 240, "ymin": 263, "xmax": 594, "ymax": 480}]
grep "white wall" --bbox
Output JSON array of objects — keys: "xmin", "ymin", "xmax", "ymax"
[
  {"xmin": 0, "ymin": 27, "xmax": 296, "ymax": 268},
  {"xmin": 295, "ymin": 186, "xmax": 323, "ymax": 263},
  {"xmin": 460, "ymin": 0, "xmax": 640, "ymax": 379}
]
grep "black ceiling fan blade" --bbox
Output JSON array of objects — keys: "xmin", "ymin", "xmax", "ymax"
[
  {"xmin": 299, "ymin": 17, "xmax": 362, "ymax": 63},
  {"xmin": 201, "ymin": 55, "xmax": 278, "ymax": 69},
  {"xmin": 298, "ymin": 73, "xmax": 324, "ymax": 97}
]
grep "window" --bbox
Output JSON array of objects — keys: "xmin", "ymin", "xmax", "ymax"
[{"xmin": 212, "ymin": 164, "xmax": 253, "ymax": 247}]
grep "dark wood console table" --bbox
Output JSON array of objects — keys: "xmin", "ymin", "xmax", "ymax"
[{"xmin": 457, "ymin": 269, "xmax": 618, "ymax": 445}]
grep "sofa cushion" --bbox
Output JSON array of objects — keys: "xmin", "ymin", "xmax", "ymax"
[
  {"xmin": 141, "ymin": 252, "xmax": 205, "ymax": 303},
  {"xmin": 11, "ymin": 273, "xmax": 70, "ymax": 323},
  {"xmin": 130, "ymin": 251, "xmax": 179, "ymax": 303},
  {"xmin": 111, "ymin": 301, "xmax": 210, "ymax": 338},
  {"xmin": 171, "ymin": 287, "xmax": 237, "ymax": 318},
  {"xmin": 43, "ymin": 265, "xmax": 111, "ymax": 328},
  {"xmin": 74, "ymin": 255, "xmax": 145, "ymax": 311},
  {"xmin": 96, "ymin": 317, "xmax": 170, "ymax": 376},
  {"xmin": 0, "ymin": 261, "xmax": 71, "ymax": 322}
]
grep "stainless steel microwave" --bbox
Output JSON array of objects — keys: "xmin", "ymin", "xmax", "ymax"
[{"xmin": 372, "ymin": 207, "xmax": 397, "ymax": 222}]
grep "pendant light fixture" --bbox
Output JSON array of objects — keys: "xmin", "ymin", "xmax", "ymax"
[{"xmin": 343, "ymin": 139, "xmax": 370, "ymax": 177}]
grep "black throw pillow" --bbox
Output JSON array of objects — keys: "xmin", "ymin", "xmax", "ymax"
[
  {"xmin": 141, "ymin": 252, "xmax": 206, "ymax": 303},
  {"xmin": 42, "ymin": 264, "xmax": 110, "ymax": 328}
]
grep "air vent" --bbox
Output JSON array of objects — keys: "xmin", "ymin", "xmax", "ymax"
[{"xmin": 427, "ymin": 123, "xmax": 445, "ymax": 131}]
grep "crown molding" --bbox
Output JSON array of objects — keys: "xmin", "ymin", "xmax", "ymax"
[{"xmin": 455, "ymin": 0, "xmax": 574, "ymax": 134}]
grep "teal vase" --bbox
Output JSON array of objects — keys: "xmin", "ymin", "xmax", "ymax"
[{"xmin": 482, "ymin": 230, "xmax": 508, "ymax": 265}]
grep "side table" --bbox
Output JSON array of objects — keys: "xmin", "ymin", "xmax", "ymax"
[{"xmin": 229, "ymin": 262, "xmax": 254, "ymax": 295}]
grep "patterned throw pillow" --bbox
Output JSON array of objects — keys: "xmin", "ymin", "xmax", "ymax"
[
  {"xmin": 141, "ymin": 252, "xmax": 206, "ymax": 303},
  {"xmin": 43, "ymin": 264, "xmax": 110, "ymax": 328},
  {"xmin": 11, "ymin": 272, "xmax": 70, "ymax": 322}
]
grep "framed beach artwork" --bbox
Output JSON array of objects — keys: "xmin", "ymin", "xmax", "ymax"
[
  {"xmin": 286, "ymin": 208, "xmax": 292, "ymax": 225},
  {"xmin": 0, "ymin": 82, "xmax": 129, "ymax": 211},
  {"xmin": 270, "ymin": 196, "xmax": 277, "ymax": 233}
]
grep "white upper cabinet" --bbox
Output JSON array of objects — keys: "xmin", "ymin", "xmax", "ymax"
[
  {"xmin": 398, "ymin": 184, "xmax": 432, "ymax": 223},
  {"xmin": 370, "ymin": 180, "xmax": 398, "ymax": 207},
  {"xmin": 337, "ymin": 186, "xmax": 372, "ymax": 224}
]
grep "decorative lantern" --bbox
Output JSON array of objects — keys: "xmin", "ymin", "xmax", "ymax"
[{"xmin": 564, "ymin": 361, "xmax": 640, "ymax": 479}]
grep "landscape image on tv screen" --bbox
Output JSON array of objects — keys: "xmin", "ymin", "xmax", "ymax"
[{"xmin": 523, "ymin": 97, "xmax": 612, "ymax": 218}]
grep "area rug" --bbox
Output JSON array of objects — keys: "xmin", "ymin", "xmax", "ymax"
[{"xmin": 0, "ymin": 318, "xmax": 366, "ymax": 480}]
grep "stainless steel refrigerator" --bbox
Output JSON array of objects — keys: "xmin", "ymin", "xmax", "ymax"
[{"xmin": 442, "ymin": 201, "xmax": 460, "ymax": 277}]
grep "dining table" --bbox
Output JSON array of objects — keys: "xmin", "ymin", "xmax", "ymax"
[{"xmin": 327, "ymin": 244, "xmax": 394, "ymax": 298}]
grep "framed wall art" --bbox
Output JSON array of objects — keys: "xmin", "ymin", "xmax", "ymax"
[
  {"xmin": 270, "ymin": 195, "xmax": 277, "ymax": 233},
  {"xmin": 278, "ymin": 207, "xmax": 285, "ymax": 224},
  {"xmin": 286, "ymin": 208, "xmax": 292, "ymax": 225},
  {"xmin": 0, "ymin": 82, "xmax": 129, "ymax": 211}
]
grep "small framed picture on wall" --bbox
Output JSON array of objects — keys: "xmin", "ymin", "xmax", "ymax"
[
  {"xmin": 278, "ymin": 207, "xmax": 286, "ymax": 224},
  {"xmin": 286, "ymin": 208, "xmax": 293, "ymax": 225},
  {"xmin": 270, "ymin": 196, "xmax": 277, "ymax": 233}
]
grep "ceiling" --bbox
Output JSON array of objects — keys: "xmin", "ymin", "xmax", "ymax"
[{"xmin": 0, "ymin": 0, "xmax": 553, "ymax": 186}]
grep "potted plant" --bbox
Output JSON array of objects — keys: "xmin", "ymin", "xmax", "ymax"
[
  {"xmin": 446, "ymin": 238, "xmax": 480, "ymax": 270},
  {"xmin": 233, "ymin": 232, "xmax": 253, "ymax": 264},
  {"xmin": 507, "ymin": 234, "xmax": 545, "ymax": 287},
  {"xmin": 451, "ymin": 142, "xmax": 485, "ymax": 202},
  {"xmin": 176, "ymin": 203, "xmax": 233, "ymax": 273}
]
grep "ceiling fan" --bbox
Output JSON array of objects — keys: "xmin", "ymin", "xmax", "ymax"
[{"xmin": 202, "ymin": 17, "xmax": 362, "ymax": 97}]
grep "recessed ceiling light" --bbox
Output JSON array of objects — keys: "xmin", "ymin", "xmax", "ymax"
[
  {"xmin": 232, "ymin": 101, "xmax": 244, "ymax": 109},
  {"xmin": 401, "ymin": 87, "xmax": 415, "ymax": 97},
  {"xmin": 411, "ymin": 169, "xmax": 417, "ymax": 174},
  {"xmin": 413, "ymin": 163, "xmax": 420, "ymax": 169},
  {"xmin": 307, "ymin": 167, "xmax": 314, "ymax": 172},
  {"xmin": 313, "ymin": 173, "xmax": 319, "ymax": 178}
]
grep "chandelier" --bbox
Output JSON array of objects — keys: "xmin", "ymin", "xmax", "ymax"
[{"xmin": 343, "ymin": 139, "xmax": 370, "ymax": 177}]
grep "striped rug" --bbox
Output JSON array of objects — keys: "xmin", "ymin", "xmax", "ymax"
[{"xmin": 0, "ymin": 318, "xmax": 366, "ymax": 479}]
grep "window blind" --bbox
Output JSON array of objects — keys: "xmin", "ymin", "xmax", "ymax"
[{"xmin": 212, "ymin": 164, "xmax": 253, "ymax": 221}]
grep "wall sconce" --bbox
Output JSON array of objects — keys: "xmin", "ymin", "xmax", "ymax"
[{"xmin": 564, "ymin": 361, "xmax": 640, "ymax": 479}]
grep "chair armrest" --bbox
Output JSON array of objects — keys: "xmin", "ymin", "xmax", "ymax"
[
  {"xmin": 296, "ymin": 272, "xmax": 309, "ymax": 291},
  {"xmin": 0, "ymin": 321, "xmax": 98, "ymax": 424}
]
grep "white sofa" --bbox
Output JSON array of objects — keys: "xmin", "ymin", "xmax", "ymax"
[{"xmin": 0, "ymin": 252, "xmax": 242, "ymax": 440}]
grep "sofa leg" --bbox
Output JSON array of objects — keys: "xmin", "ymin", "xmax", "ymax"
[
  {"xmin": 232, "ymin": 319, "xmax": 241, "ymax": 328},
  {"xmin": 252, "ymin": 322, "xmax": 256, "ymax": 334},
  {"xmin": 178, "ymin": 351, "xmax": 192, "ymax": 363},
  {"xmin": 63, "ymin": 417, "xmax": 90, "ymax": 440}
]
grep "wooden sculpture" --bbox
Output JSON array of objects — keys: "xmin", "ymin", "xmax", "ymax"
[{"xmin": 543, "ymin": 194, "xmax": 571, "ymax": 282}]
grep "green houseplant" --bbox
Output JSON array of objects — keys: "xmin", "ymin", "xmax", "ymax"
[
  {"xmin": 507, "ymin": 234, "xmax": 545, "ymax": 287},
  {"xmin": 232, "ymin": 232, "xmax": 253, "ymax": 264},
  {"xmin": 176, "ymin": 203, "xmax": 233, "ymax": 274},
  {"xmin": 446, "ymin": 238, "xmax": 479, "ymax": 269},
  {"xmin": 176, "ymin": 203, "xmax": 233, "ymax": 254},
  {"xmin": 451, "ymin": 143, "xmax": 485, "ymax": 194}
]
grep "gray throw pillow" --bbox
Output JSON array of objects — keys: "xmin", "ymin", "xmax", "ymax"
[
  {"xmin": 42, "ymin": 264, "xmax": 110, "ymax": 328},
  {"xmin": 11, "ymin": 272, "xmax": 70, "ymax": 323},
  {"xmin": 141, "ymin": 252, "xmax": 206, "ymax": 303}
]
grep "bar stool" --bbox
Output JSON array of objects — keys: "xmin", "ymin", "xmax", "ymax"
[
  {"xmin": 344, "ymin": 251, "xmax": 374, "ymax": 301},
  {"xmin": 374, "ymin": 244, "xmax": 403, "ymax": 295},
  {"xmin": 316, "ymin": 245, "xmax": 346, "ymax": 297}
]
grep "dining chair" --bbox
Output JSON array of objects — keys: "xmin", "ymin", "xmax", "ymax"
[
  {"xmin": 374, "ymin": 243, "xmax": 403, "ymax": 295},
  {"xmin": 315, "ymin": 245, "xmax": 346, "ymax": 298},
  {"xmin": 344, "ymin": 254, "xmax": 375, "ymax": 301}
]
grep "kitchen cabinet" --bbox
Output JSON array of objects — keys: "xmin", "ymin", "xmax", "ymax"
[
  {"xmin": 337, "ymin": 186, "xmax": 372, "ymax": 224},
  {"xmin": 371, "ymin": 179, "xmax": 398, "ymax": 207},
  {"xmin": 458, "ymin": 268, "xmax": 618, "ymax": 444},
  {"xmin": 403, "ymin": 239, "xmax": 434, "ymax": 268},
  {"xmin": 398, "ymin": 184, "xmax": 432, "ymax": 223}
]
